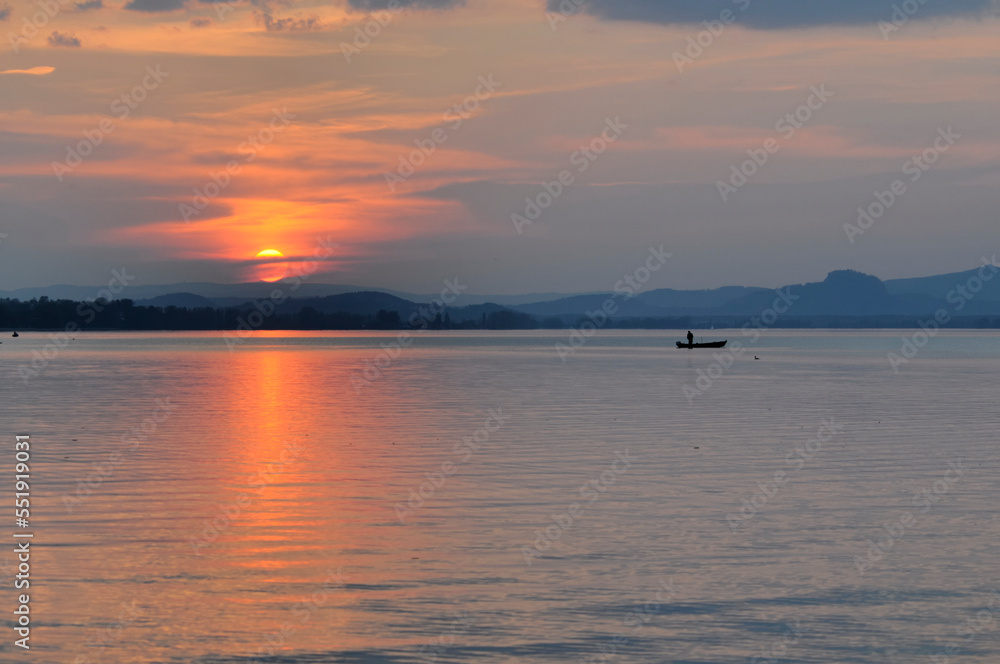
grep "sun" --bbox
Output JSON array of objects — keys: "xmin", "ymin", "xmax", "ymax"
[{"xmin": 253, "ymin": 249, "xmax": 289, "ymax": 282}]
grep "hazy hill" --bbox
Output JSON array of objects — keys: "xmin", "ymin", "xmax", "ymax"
[
  {"xmin": 273, "ymin": 292, "xmax": 420, "ymax": 318},
  {"xmin": 636, "ymin": 286, "xmax": 769, "ymax": 310},
  {"xmin": 884, "ymin": 265, "xmax": 1000, "ymax": 301},
  {"xmin": 512, "ymin": 270, "xmax": 988, "ymax": 319},
  {"xmin": 0, "ymin": 282, "xmax": 572, "ymax": 307},
  {"xmin": 0, "ymin": 281, "xmax": 441, "ymax": 305},
  {"xmin": 715, "ymin": 270, "xmax": 925, "ymax": 316},
  {"xmin": 263, "ymin": 292, "xmax": 526, "ymax": 325},
  {"xmin": 511, "ymin": 286, "xmax": 769, "ymax": 318},
  {"xmin": 135, "ymin": 292, "xmax": 217, "ymax": 308},
  {"xmin": 4, "ymin": 263, "xmax": 1000, "ymax": 320}
]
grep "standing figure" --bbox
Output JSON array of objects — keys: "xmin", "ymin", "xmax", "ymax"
[{"xmin": 686, "ymin": 330, "xmax": 694, "ymax": 346}]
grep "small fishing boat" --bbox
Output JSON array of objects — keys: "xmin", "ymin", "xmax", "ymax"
[
  {"xmin": 676, "ymin": 340, "xmax": 727, "ymax": 349},
  {"xmin": 11, "ymin": 331, "xmax": 18, "ymax": 338}
]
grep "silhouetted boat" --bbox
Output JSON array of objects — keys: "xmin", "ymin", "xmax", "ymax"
[
  {"xmin": 11, "ymin": 331, "xmax": 18, "ymax": 338},
  {"xmin": 676, "ymin": 340, "xmax": 727, "ymax": 349}
]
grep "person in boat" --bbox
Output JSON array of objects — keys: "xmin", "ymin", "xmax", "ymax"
[{"xmin": 686, "ymin": 330, "xmax": 694, "ymax": 346}]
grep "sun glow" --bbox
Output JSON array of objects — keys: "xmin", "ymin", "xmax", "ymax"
[{"xmin": 254, "ymin": 249, "xmax": 288, "ymax": 282}]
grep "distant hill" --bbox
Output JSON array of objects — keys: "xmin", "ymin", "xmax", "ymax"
[
  {"xmin": 715, "ymin": 270, "xmax": 939, "ymax": 316},
  {"xmin": 273, "ymin": 292, "xmax": 421, "ymax": 318},
  {"xmin": 264, "ymin": 293, "xmax": 530, "ymax": 326},
  {"xmin": 636, "ymin": 286, "xmax": 769, "ymax": 310},
  {"xmin": 4, "ymin": 263, "xmax": 1000, "ymax": 323},
  {"xmin": 513, "ymin": 293, "xmax": 640, "ymax": 317},
  {"xmin": 513, "ymin": 269, "xmax": 1000, "ymax": 320},
  {"xmin": 135, "ymin": 293, "xmax": 217, "ymax": 308},
  {"xmin": 0, "ymin": 282, "xmax": 427, "ymax": 304},
  {"xmin": 512, "ymin": 286, "xmax": 770, "ymax": 319},
  {"xmin": 0, "ymin": 282, "xmax": 575, "ymax": 308},
  {"xmin": 884, "ymin": 265, "xmax": 1000, "ymax": 302},
  {"xmin": 4, "ymin": 267, "xmax": 1000, "ymax": 330}
]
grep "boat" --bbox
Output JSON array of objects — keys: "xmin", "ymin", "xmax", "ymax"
[
  {"xmin": 676, "ymin": 340, "xmax": 727, "ymax": 349},
  {"xmin": 11, "ymin": 331, "xmax": 18, "ymax": 338}
]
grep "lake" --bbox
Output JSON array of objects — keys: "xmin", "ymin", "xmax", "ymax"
[{"xmin": 1, "ymin": 329, "xmax": 998, "ymax": 663}]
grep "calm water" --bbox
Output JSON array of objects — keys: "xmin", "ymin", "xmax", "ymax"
[{"xmin": 1, "ymin": 330, "xmax": 998, "ymax": 663}]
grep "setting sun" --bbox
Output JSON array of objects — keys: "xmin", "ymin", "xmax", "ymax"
[{"xmin": 253, "ymin": 249, "xmax": 289, "ymax": 282}]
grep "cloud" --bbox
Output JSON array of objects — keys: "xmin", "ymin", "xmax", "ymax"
[
  {"xmin": 48, "ymin": 31, "xmax": 81, "ymax": 47},
  {"xmin": 190, "ymin": 16, "xmax": 212, "ymax": 27},
  {"xmin": 548, "ymin": 0, "xmax": 999, "ymax": 29},
  {"xmin": 0, "ymin": 66, "xmax": 56, "ymax": 75},
  {"xmin": 123, "ymin": 0, "xmax": 185, "ymax": 12},
  {"xmin": 254, "ymin": 11, "xmax": 322, "ymax": 31},
  {"xmin": 0, "ymin": 3, "xmax": 11, "ymax": 21},
  {"xmin": 348, "ymin": 0, "xmax": 463, "ymax": 9},
  {"xmin": 74, "ymin": 0, "xmax": 103, "ymax": 10}
]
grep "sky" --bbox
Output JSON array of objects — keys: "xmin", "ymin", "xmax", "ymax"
[{"xmin": 1, "ymin": 0, "xmax": 998, "ymax": 294}]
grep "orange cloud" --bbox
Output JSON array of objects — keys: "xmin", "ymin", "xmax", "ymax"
[{"xmin": 0, "ymin": 66, "xmax": 55, "ymax": 75}]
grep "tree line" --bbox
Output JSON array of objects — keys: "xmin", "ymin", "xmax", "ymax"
[
  {"xmin": 2, "ymin": 297, "xmax": 999, "ymax": 331},
  {"xmin": 0, "ymin": 297, "xmax": 540, "ymax": 331}
]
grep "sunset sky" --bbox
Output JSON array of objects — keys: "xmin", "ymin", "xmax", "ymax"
[{"xmin": 1, "ymin": 0, "xmax": 998, "ymax": 293}]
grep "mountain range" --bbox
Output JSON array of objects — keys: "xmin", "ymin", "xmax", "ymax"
[{"xmin": 3, "ymin": 264, "xmax": 1000, "ymax": 324}]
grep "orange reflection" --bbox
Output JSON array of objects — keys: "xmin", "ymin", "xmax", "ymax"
[{"xmin": 222, "ymin": 350, "xmax": 317, "ymax": 572}]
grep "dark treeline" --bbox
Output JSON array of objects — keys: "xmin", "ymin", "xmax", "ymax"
[
  {"xmin": 3, "ymin": 297, "xmax": 1000, "ymax": 331},
  {"xmin": 0, "ymin": 297, "xmax": 538, "ymax": 331}
]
